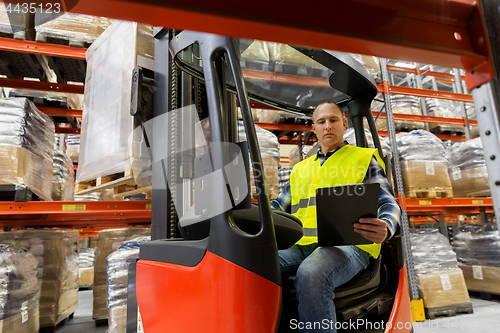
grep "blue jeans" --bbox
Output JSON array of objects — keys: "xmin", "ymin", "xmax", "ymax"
[{"xmin": 279, "ymin": 244, "xmax": 370, "ymax": 333}]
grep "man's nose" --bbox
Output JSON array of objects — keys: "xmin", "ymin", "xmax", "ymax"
[{"xmin": 325, "ymin": 120, "xmax": 332, "ymax": 130}]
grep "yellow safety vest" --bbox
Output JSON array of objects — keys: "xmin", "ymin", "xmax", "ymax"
[{"xmin": 290, "ymin": 144, "xmax": 385, "ymax": 258}]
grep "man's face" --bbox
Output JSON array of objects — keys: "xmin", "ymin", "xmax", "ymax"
[{"xmin": 312, "ymin": 104, "xmax": 347, "ymax": 152}]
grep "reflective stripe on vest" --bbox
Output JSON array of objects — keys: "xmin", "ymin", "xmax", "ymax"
[{"xmin": 290, "ymin": 144, "xmax": 385, "ymax": 259}]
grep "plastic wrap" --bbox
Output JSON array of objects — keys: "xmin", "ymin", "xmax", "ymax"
[
  {"xmin": 349, "ymin": 54, "xmax": 381, "ymax": 82},
  {"xmin": 410, "ymin": 229, "xmax": 470, "ymax": 308},
  {"xmin": 35, "ymin": 12, "xmax": 113, "ymax": 44},
  {"xmin": 396, "ymin": 130, "xmax": 447, "ymax": 162},
  {"xmin": 79, "ymin": 248, "xmax": 95, "ymax": 287},
  {"xmin": 289, "ymin": 145, "xmax": 314, "ymax": 168},
  {"xmin": 425, "ymin": 98, "xmax": 464, "ymax": 133},
  {"xmin": 106, "ymin": 237, "xmax": 150, "ymax": 333},
  {"xmin": 452, "ymin": 224, "xmax": 500, "ymax": 267},
  {"xmin": 453, "ymin": 224, "xmax": 500, "ymax": 294},
  {"xmin": 9, "ymin": 89, "xmax": 84, "ymax": 111},
  {"xmin": 395, "ymin": 130, "xmax": 452, "ymax": 194},
  {"xmin": 93, "ymin": 228, "xmax": 151, "ymax": 320},
  {"xmin": 446, "ymin": 138, "xmax": 490, "ymax": 197},
  {"xmin": 77, "ymin": 21, "xmax": 154, "ymax": 183},
  {"xmin": 0, "ymin": 230, "xmax": 78, "ymax": 326},
  {"xmin": 52, "ymin": 150, "xmax": 75, "ymax": 201},
  {"xmin": 238, "ymin": 123, "xmax": 280, "ymax": 200},
  {"xmin": 0, "ymin": 98, "xmax": 55, "ymax": 201},
  {"xmin": 343, "ymin": 128, "xmax": 392, "ymax": 160},
  {"xmin": 66, "ymin": 134, "xmax": 80, "ymax": 162},
  {"xmin": 374, "ymin": 95, "xmax": 424, "ymax": 131},
  {"xmin": 75, "ymin": 193, "xmax": 100, "ymax": 201}
]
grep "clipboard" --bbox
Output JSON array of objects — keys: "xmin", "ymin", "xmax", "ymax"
[{"xmin": 315, "ymin": 183, "xmax": 380, "ymax": 247}]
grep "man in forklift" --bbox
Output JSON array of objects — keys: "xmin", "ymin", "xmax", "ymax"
[{"xmin": 271, "ymin": 102, "xmax": 401, "ymax": 332}]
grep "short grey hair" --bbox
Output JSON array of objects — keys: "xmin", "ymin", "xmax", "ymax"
[{"xmin": 312, "ymin": 102, "xmax": 344, "ymax": 123}]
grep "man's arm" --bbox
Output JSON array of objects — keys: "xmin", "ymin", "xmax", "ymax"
[
  {"xmin": 270, "ymin": 181, "xmax": 292, "ymax": 214},
  {"xmin": 353, "ymin": 157, "xmax": 401, "ymax": 243}
]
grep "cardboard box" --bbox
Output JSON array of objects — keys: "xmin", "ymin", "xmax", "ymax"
[
  {"xmin": 450, "ymin": 166, "xmax": 490, "ymax": 197},
  {"xmin": 459, "ymin": 264, "xmax": 500, "ymax": 295},
  {"xmin": 0, "ymin": 296, "xmax": 39, "ymax": 333},
  {"xmin": 417, "ymin": 268, "xmax": 470, "ymax": 308},
  {"xmin": 401, "ymin": 160, "xmax": 452, "ymax": 191}
]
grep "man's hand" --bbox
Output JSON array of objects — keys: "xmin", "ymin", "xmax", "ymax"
[{"xmin": 353, "ymin": 218, "xmax": 388, "ymax": 244}]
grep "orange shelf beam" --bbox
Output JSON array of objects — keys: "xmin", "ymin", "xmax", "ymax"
[
  {"xmin": 0, "ymin": 201, "xmax": 151, "ymax": 227},
  {"xmin": 373, "ymin": 111, "xmax": 478, "ymax": 127},
  {"xmin": 385, "ymin": 65, "xmax": 465, "ymax": 81},
  {"xmin": 0, "ymin": 78, "xmax": 84, "ymax": 94},
  {"xmin": 55, "ymin": 127, "xmax": 80, "ymax": 134},
  {"xmin": 377, "ymin": 84, "xmax": 473, "ymax": 102},
  {"xmin": 377, "ymin": 130, "xmax": 467, "ymax": 141},
  {"xmin": 401, "ymin": 197, "xmax": 494, "ymax": 216},
  {"xmin": 0, "ymin": 37, "xmax": 86, "ymax": 60},
  {"xmin": 279, "ymin": 138, "xmax": 317, "ymax": 145},
  {"xmin": 38, "ymin": 107, "xmax": 83, "ymax": 118}
]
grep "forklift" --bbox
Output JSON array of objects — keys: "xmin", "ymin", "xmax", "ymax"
[{"xmin": 127, "ymin": 30, "xmax": 413, "ymax": 332}]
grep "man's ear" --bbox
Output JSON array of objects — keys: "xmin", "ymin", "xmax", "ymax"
[
  {"xmin": 312, "ymin": 123, "xmax": 316, "ymax": 135},
  {"xmin": 342, "ymin": 114, "xmax": 347, "ymax": 130}
]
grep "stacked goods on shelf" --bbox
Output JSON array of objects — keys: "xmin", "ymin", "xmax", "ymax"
[
  {"xmin": 344, "ymin": 128, "xmax": 392, "ymax": 159},
  {"xmin": 0, "ymin": 230, "xmax": 79, "ymax": 327},
  {"xmin": 289, "ymin": 145, "xmax": 314, "ymax": 168},
  {"xmin": 238, "ymin": 123, "xmax": 280, "ymax": 200},
  {"xmin": 465, "ymin": 103, "xmax": 479, "ymax": 137},
  {"xmin": 0, "ymin": 244, "xmax": 40, "ymax": 333},
  {"xmin": 0, "ymin": 7, "xmax": 32, "ymax": 39},
  {"xmin": 426, "ymin": 99, "xmax": 464, "ymax": 135},
  {"xmin": 453, "ymin": 224, "xmax": 500, "ymax": 295},
  {"xmin": 78, "ymin": 248, "xmax": 96, "ymax": 288},
  {"xmin": 349, "ymin": 54, "xmax": 381, "ymax": 82},
  {"xmin": 410, "ymin": 229, "xmax": 472, "ymax": 317},
  {"xmin": 445, "ymin": 138, "xmax": 490, "ymax": 197},
  {"xmin": 396, "ymin": 130, "xmax": 453, "ymax": 198},
  {"xmin": 66, "ymin": 135, "xmax": 80, "ymax": 163},
  {"xmin": 77, "ymin": 21, "xmax": 154, "ymax": 190},
  {"xmin": 51, "ymin": 151, "xmax": 75, "ymax": 201},
  {"xmin": 0, "ymin": 98, "xmax": 55, "ymax": 201},
  {"xmin": 107, "ymin": 237, "xmax": 150, "ymax": 333},
  {"xmin": 75, "ymin": 193, "xmax": 100, "ymax": 201},
  {"xmin": 93, "ymin": 228, "xmax": 151, "ymax": 321},
  {"xmin": 379, "ymin": 95, "xmax": 425, "ymax": 131},
  {"xmin": 34, "ymin": 12, "xmax": 113, "ymax": 44}
]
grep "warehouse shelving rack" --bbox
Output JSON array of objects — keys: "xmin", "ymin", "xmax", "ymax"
[{"xmin": 1, "ymin": 0, "xmax": 499, "ymax": 320}]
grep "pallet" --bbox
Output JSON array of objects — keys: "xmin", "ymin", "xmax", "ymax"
[
  {"xmin": 94, "ymin": 318, "xmax": 108, "ymax": 327},
  {"xmin": 79, "ymin": 285, "xmax": 93, "ymax": 291},
  {"xmin": 424, "ymin": 302, "xmax": 473, "ymax": 320},
  {"xmin": 405, "ymin": 187, "xmax": 453, "ymax": 199},
  {"xmin": 430, "ymin": 126, "xmax": 465, "ymax": 136},
  {"xmin": 0, "ymin": 184, "xmax": 39, "ymax": 201},
  {"xmin": 40, "ymin": 312, "xmax": 75, "ymax": 333},
  {"xmin": 468, "ymin": 291, "xmax": 500, "ymax": 302},
  {"xmin": 75, "ymin": 169, "xmax": 152, "ymax": 198}
]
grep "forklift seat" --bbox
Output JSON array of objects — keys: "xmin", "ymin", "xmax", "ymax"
[
  {"xmin": 178, "ymin": 204, "xmax": 304, "ymax": 250},
  {"xmin": 282, "ymin": 254, "xmax": 385, "ymax": 323}
]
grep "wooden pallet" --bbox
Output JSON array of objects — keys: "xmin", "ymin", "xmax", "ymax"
[
  {"xmin": 75, "ymin": 169, "xmax": 152, "ymax": 199},
  {"xmin": 469, "ymin": 291, "xmax": 500, "ymax": 302},
  {"xmin": 425, "ymin": 302, "xmax": 473, "ymax": 320},
  {"xmin": 40, "ymin": 312, "xmax": 75, "ymax": 333},
  {"xmin": 430, "ymin": 126, "xmax": 465, "ymax": 136},
  {"xmin": 405, "ymin": 187, "xmax": 453, "ymax": 199}
]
